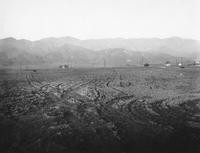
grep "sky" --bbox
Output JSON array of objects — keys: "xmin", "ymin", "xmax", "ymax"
[{"xmin": 0, "ymin": 0, "xmax": 199, "ymax": 40}]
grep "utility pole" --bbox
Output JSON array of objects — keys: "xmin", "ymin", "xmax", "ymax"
[
  {"xmin": 19, "ymin": 61, "xmax": 22, "ymax": 75},
  {"xmin": 103, "ymin": 59, "xmax": 106, "ymax": 68},
  {"xmin": 141, "ymin": 56, "xmax": 144, "ymax": 65}
]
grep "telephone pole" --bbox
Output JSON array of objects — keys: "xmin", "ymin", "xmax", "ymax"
[
  {"xmin": 103, "ymin": 59, "xmax": 106, "ymax": 68},
  {"xmin": 19, "ymin": 61, "xmax": 22, "ymax": 75},
  {"xmin": 141, "ymin": 56, "xmax": 144, "ymax": 65}
]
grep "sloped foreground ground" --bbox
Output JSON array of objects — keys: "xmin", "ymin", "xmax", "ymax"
[{"xmin": 0, "ymin": 67, "xmax": 200, "ymax": 153}]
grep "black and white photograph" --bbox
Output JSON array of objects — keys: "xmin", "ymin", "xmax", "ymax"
[{"xmin": 0, "ymin": 0, "xmax": 200, "ymax": 153}]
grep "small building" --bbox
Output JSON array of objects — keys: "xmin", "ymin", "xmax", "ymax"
[
  {"xmin": 144, "ymin": 63, "xmax": 149, "ymax": 67},
  {"xmin": 59, "ymin": 64, "xmax": 69, "ymax": 69},
  {"xmin": 165, "ymin": 61, "xmax": 171, "ymax": 67},
  {"xmin": 178, "ymin": 63, "xmax": 184, "ymax": 68},
  {"xmin": 194, "ymin": 59, "xmax": 200, "ymax": 65},
  {"xmin": 178, "ymin": 63, "xmax": 182, "ymax": 67}
]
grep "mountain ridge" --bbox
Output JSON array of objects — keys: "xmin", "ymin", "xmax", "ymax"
[{"xmin": 0, "ymin": 36, "xmax": 199, "ymax": 68}]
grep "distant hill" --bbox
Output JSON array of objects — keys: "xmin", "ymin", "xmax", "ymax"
[
  {"xmin": 0, "ymin": 36, "xmax": 198, "ymax": 68},
  {"xmin": 0, "ymin": 37, "xmax": 96, "ymax": 67},
  {"xmin": 57, "ymin": 36, "xmax": 200, "ymax": 59}
]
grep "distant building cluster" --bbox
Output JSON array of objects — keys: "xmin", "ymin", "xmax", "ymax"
[{"xmin": 59, "ymin": 64, "xmax": 69, "ymax": 69}]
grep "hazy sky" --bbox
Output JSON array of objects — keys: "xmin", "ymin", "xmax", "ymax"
[{"xmin": 0, "ymin": 0, "xmax": 199, "ymax": 40}]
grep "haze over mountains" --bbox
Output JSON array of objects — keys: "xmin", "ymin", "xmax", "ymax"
[{"xmin": 0, "ymin": 36, "xmax": 199, "ymax": 68}]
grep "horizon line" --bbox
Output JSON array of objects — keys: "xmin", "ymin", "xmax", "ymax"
[{"xmin": 0, "ymin": 36, "xmax": 199, "ymax": 42}]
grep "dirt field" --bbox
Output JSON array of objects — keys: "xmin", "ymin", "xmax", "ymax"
[{"xmin": 0, "ymin": 66, "xmax": 200, "ymax": 153}]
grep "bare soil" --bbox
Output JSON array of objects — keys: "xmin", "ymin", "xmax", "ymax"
[{"xmin": 0, "ymin": 66, "xmax": 200, "ymax": 153}]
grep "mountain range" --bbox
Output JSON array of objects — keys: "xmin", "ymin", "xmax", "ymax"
[{"xmin": 0, "ymin": 36, "xmax": 199, "ymax": 68}]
